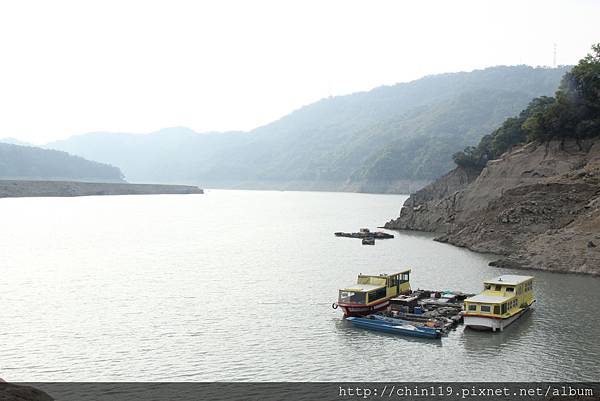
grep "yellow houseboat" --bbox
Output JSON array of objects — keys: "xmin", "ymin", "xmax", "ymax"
[
  {"xmin": 334, "ymin": 270, "xmax": 411, "ymax": 317},
  {"xmin": 464, "ymin": 275, "xmax": 535, "ymax": 332}
]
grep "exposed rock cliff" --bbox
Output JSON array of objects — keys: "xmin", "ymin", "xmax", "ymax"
[
  {"xmin": 385, "ymin": 166, "xmax": 480, "ymax": 232},
  {"xmin": 385, "ymin": 139, "xmax": 600, "ymax": 275}
]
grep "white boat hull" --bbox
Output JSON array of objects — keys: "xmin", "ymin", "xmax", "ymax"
[{"xmin": 464, "ymin": 306, "xmax": 532, "ymax": 332}]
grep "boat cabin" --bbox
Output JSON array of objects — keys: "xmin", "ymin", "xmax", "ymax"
[
  {"xmin": 464, "ymin": 275, "xmax": 535, "ymax": 320},
  {"xmin": 338, "ymin": 270, "xmax": 411, "ymax": 306}
]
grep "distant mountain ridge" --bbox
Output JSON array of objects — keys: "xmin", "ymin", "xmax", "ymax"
[
  {"xmin": 1, "ymin": 137, "xmax": 33, "ymax": 146},
  {"xmin": 0, "ymin": 142, "xmax": 124, "ymax": 182},
  {"xmin": 47, "ymin": 65, "xmax": 570, "ymax": 192}
]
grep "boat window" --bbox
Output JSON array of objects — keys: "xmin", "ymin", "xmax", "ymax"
[
  {"xmin": 506, "ymin": 287, "xmax": 514, "ymax": 292},
  {"xmin": 493, "ymin": 305, "xmax": 500, "ymax": 314},
  {"xmin": 368, "ymin": 287, "xmax": 387, "ymax": 303},
  {"xmin": 480, "ymin": 305, "xmax": 491, "ymax": 313},
  {"xmin": 468, "ymin": 304, "xmax": 477, "ymax": 311},
  {"xmin": 484, "ymin": 285, "xmax": 491, "ymax": 290},
  {"xmin": 400, "ymin": 273, "xmax": 409, "ymax": 283},
  {"xmin": 389, "ymin": 275, "xmax": 399, "ymax": 287},
  {"xmin": 339, "ymin": 291, "xmax": 366, "ymax": 304},
  {"xmin": 494, "ymin": 285, "xmax": 501, "ymax": 291},
  {"xmin": 501, "ymin": 303, "xmax": 507, "ymax": 314}
]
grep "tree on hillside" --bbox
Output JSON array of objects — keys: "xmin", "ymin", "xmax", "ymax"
[
  {"xmin": 454, "ymin": 43, "xmax": 600, "ymax": 169},
  {"xmin": 453, "ymin": 96, "xmax": 554, "ymax": 169},
  {"xmin": 524, "ymin": 43, "xmax": 600, "ymax": 141}
]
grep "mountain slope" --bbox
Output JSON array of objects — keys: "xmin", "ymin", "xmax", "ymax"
[
  {"xmin": 0, "ymin": 143, "xmax": 124, "ymax": 182},
  {"xmin": 1, "ymin": 137, "xmax": 33, "ymax": 146},
  {"xmin": 384, "ymin": 46, "xmax": 600, "ymax": 274},
  {"xmin": 385, "ymin": 139, "xmax": 600, "ymax": 274},
  {"xmin": 47, "ymin": 65, "xmax": 569, "ymax": 192}
]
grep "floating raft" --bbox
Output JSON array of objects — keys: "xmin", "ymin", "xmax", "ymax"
[
  {"xmin": 334, "ymin": 228, "xmax": 394, "ymax": 240},
  {"xmin": 387, "ymin": 289, "xmax": 473, "ymax": 334},
  {"xmin": 345, "ymin": 289, "xmax": 474, "ymax": 338}
]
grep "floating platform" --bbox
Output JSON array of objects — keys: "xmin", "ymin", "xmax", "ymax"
[
  {"xmin": 386, "ymin": 289, "xmax": 473, "ymax": 334},
  {"xmin": 334, "ymin": 228, "xmax": 394, "ymax": 240},
  {"xmin": 345, "ymin": 289, "xmax": 473, "ymax": 338}
]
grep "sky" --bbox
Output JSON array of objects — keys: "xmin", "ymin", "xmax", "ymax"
[{"xmin": 0, "ymin": 0, "xmax": 598, "ymax": 144}]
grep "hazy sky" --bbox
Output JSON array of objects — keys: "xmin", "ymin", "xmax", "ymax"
[{"xmin": 0, "ymin": 0, "xmax": 598, "ymax": 144}]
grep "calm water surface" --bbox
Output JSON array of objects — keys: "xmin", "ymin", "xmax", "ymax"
[{"xmin": 1, "ymin": 190, "xmax": 599, "ymax": 381}]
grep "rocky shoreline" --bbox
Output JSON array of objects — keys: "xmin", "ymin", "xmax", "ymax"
[
  {"xmin": 0, "ymin": 382, "xmax": 53, "ymax": 401},
  {"xmin": 385, "ymin": 139, "xmax": 600, "ymax": 275},
  {"xmin": 0, "ymin": 180, "xmax": 203, "ymax": 198}
]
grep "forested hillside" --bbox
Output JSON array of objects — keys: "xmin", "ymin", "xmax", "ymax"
[
  {"xmin": 453, "ymin": 44, "xmax": 600, "ymax": 170},
  {"xmin": 48, "ymin": 65, "xmax": 569, "ymax": 192},
  {"xmin": 386, "ymin": 44, "xmax": 600, "ymax": 274},
  {"xmin": 0, "ymin": 142, "xmax": 124, "ymax": 182}
]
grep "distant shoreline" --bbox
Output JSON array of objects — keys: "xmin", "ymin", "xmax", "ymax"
[{"xmin": 0, "ymin": 179, "xmax": 203, "ymax": 198}]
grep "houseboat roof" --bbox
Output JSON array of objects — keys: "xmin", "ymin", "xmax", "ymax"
[
  {"xmin": 358, "ymin": 270, "xmax": 411, "ymax": 278},
  {"xmin": 484, "ymin": 274, "xmax": 534, "ymax": 286},
  {"xmin": 465, "ymin": 294, "xmax": 509, "ymax": 304},
  {"xmin": 340, "ymin": 284, "xmax": 383, "ymax": 292}
]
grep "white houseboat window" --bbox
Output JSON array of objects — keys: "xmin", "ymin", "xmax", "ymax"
[
  {"xmin": 400, "ymin": 273, "xmax": 409, "ymax": 283},
  {"xmin": 339, "ymin": 291, "xmax": 366, "ymax": 304},
  {"xmin": 501, "ymin": 303, "xmax": 507, "ymax": 314},
  {"xmin": 494, "ymin": 285, "xmax": 501, "ymax": 291},
  {"xmin": 494, "ymin": 305, "xmax": 500, "ymax": 314},
  {"xmin": 484, "ymin": 284, "xmax": 491, "ymax": 290},
  {"xmin": 480, "ymin": 305, "xmax": 491, "ymax": 313},
  {"xmin": 468, "ymin": 304, "xmax": 477, "ymax": 311},
  {"xmin": 506, "ymin": 287, "xmax": 514, "ymax": 292}
]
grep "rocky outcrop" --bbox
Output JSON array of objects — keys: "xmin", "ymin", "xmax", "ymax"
[
  {"xmin": 385, "ymin": 139, "xmax": 600, "ymax": 275},
  {"xmin": 0, "ymin": 180, "xmax": 203, "ymax": 198},
  {"xmin": 0, "ymin": 382, "xmax": 53, "ymax": 401},
  {"xmin": 384, "ymin": 166, "xmax": 480, "ymax": 232}
]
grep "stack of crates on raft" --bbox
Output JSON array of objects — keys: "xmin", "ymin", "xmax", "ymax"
[{"xmin": 386, "ymin": 289, "xmax": 473, "ymax": 333}]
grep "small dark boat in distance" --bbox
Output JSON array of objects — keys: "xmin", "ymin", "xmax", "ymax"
[{"xmin": 346, "ymin": 316, "xmax": 441, "ymax": 339}]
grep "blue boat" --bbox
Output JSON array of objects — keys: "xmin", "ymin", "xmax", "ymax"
[{"xmin": 346, "ymin": 317, "xmax": 441, "ymax": 339}]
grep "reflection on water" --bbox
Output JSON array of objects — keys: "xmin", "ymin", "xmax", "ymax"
[{"xmin": 0, "ymin": 189, "xmax": 598, "ymax": 381}]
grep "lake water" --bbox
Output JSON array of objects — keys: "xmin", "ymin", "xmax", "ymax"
[{"xmin": 1, "ymin": 189, "xmax": 599, "ymax": 381}]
